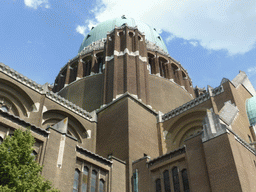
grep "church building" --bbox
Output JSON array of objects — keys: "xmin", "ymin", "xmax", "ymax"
[{"xmin": 1, "ymin": 16, "xmax": 256, "ymax": 192}]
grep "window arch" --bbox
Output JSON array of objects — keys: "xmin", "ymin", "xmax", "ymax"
[
  {"xmin": 99, "ymin": 179, "xmax": 105, "ymax": 192},
  {"xmin": 156, "ymin": 178, "xmax": 161, "ymax": 192},
  {"xmin": 181, "ymin": 169, "xmax": 190, "ymax": 192},
  {"xmin": 73, "ymin": 169, "xmax": 80, "ymax": 192},
  {"xmin": 82, "ymin": 166, "xmax": 89, "ymax": 192},
  {"xmin": 172, "ymin": 167, "xmax": 180, "ymax": 192},
  {"xmin": 91, "ymin": 170, "xmax": 97, "ymax": 192},
  {"xmin": 163, "ymin": 170, "xmax": 171, "ymax": 192}
]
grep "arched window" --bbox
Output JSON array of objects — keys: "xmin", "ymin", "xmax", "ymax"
[
  {"xmin": 73, "ymin": 169, "xmax": 80, "ymax": 192},
  {"xmin": 156, "ymin": 178, "xmax": 161, "ymax": 192},
  {"xmin": 172, "ymin": 167, "xmax": 180, "ymax": 192},
  {"xmin": 181, "ymin": 169, "xmax": 190, "ymax": 192},
  {"xmin": 0, "ymin": 137, "xmax": 3, "ymax": 145},
  {"xmin": 99, "ymin": 179, "xmax": 105, "ymax": 192},
  {"xmin": 82, "ymin": 166, "xmax": 89, "ymax": 192},
  {"xmin": 163, "ymin": 170, "xmax": 171, "ymax": 192},
  {"xmin": 91, "ymin": 170, "xmax": 97, "ymax": 192}
]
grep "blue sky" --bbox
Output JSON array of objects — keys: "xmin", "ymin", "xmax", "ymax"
[{"xmin": 1, "ymin": 0, "xmax": 256, "ymax": 90}]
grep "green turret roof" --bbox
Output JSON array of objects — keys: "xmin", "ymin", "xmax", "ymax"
[
  {"xmin": 78, "ymin": 17, "xmax": 168, "ymax": 53},
  {"xmin": 246, "ymin": 96, "xmax": 256, "ymax": 126}
]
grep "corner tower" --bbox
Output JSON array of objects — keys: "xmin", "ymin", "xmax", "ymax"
[{"xmin": 103, "ymin": 24, "xmax": 149, "ymax": 104}]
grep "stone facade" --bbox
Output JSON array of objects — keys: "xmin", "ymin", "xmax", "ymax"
[{"xmin": 1, "ymin": 17, "xmax": 256, "ymax": 192}]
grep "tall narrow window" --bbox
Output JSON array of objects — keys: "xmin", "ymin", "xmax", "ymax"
[
  {"xmin": 248, "ymin": 135, "xmax": 252, "ymax": 142},
  {"xmin": 73, "ymin": 169, "xmax": 80, "ymax": 192},
  {"xmin": 99, "ymin": 179, "xmax": 105, "ymax": 192},
  {"xmin": 163, "ymin": 170, "xmax": 171, "ymax": 192},
  {"xmin": 133, "ymin": 169, "xmax": 138, "ymax": 192},
  {"xmin": 156, "ymin": 178, "xmax": 161, "ymax": 192},
  {"xmin": 172, "ymin": 167, "xmax": 180, "ymax": 192},
  {"xmin": 98, "ymin": 57, "xmax": 103, "ymax": 73},
  {"xmin": 91, "ymin": 170, "xmax": 97, "ymax": 192},
  {"xmin": 182, "ymin": 169, "xmax": 190, "ymax": 192},
  {"xmin": 82, "ymin": 166, "xmax": 89, "ymax": 192}
]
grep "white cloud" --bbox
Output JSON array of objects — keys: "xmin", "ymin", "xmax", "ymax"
[
  {"xmin": 76, "ymin": 20, "xmax": 99, "ymax": 36},
  {"xmin": 87, "ymin": 20, "xmax": 98, "ymax": 31},
  {"xmin": 247, "ymin": 66, "xmax": 256, "ymax": 77},
  {"xmin": 89, "ymin": 0, "xmax": 256, "ymax": 55},
  {"xmin": 166, "ymin": 35, "xmax": 175, "ymax": 44},
  {"xmin": 189, "ymin": 41, "xmax": 198, "ymax": 47},
  {"xmin": 76, "ymin": 25, "xmax": 87, "ymax": 36},
  {"xmin": 24, "ymin": 0, "xmax": 50, "ymax": 9}
]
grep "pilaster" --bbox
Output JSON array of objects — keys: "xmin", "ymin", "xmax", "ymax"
[
  {"xmin": 64, "ymin": 63, "xmax": 71, "ymax": 86},
  {"xmin": 77, "ymin": 57, "xmax": 84, "ymax": 79}
]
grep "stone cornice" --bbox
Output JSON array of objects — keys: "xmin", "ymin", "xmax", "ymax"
[
  {"xmin": 0, "ymin": 108, "xmax": 49, "ymax": 137},
  {"xmin": 0, "ymin": 63, "xmax": 43, "ymax": 93},
  {"xmin": 147, "ymin": 146, "xmax": 186, "ymax": 167},
  {"xmin": 0, "ymin": 63, "xmax": 94, "ymax": 122},
  {"xmin": 45, "ymin": 91, "xmax": 96, "ymax": 122},
  {"xmin": 162, "ymin": 85, "xmax": 224, "ymax": 121},
  {"xmin": 105, "ymin": 49, "xmax": 147, "ymax": 62},
  {"xmin": 96, "ymin": 92, "xmax": 158, "ymax": 115},
  {"xmin": 76, "ymin": 145, "xmax": 113, "ymax": 165}
]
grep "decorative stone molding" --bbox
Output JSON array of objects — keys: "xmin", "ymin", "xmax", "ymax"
[
  {"xmin": 148, "ymin": 147, "xmax": 186, "ymax": 167},
  {"xmin": 0, "ymin": 107, "xmax": 49, "ymax": 136},
  {"xmin": 145, "ymin": 40, "xmax": 169, "ymax": 56},
  {"xmin": 0, "ymin": 63, "xmax": 43, "ymax": 93},
  {"xmin": 105, "ymin": 49, "xmax": 147, "ymax": 62},
  {"xmin": 105, "ymin": 55, "xmax": 114, "ymax": 61},
  {"xmin": 46, "ymin": 91, "xmax": 94, "ymax": 121},
  {"xmin": 0, "ymin": 63, "xmax": 95, "ymax": 122},
  {"xmin": 97, "ymin": 92, "xmax": 158, "ymax": 115},
  {"xmin": 79, "ymin": 38, "xmax": 106, "ymax": 56},
  {"xmin": 108, "ymin": 25, "xmax": 144, "ymax": 37},
  {"xmin": 76, "ymin": 145, "xmax": 113, "ymax": 165},
  {"xmin": 162, "ymin": 85, "xmax": 224, "ymax": 121}
]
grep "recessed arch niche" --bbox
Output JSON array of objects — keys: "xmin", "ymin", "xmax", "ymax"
[
  {"xmin": 164, "ymin": 109, "xmax": 207, "ymax": 152},
  {"xmin": 0, "ymin": 79, "xmax": 35, "ymax": 117},
  {"xmin": 42, "ymin": 110, "xmax": 88, "ymax": 143}
]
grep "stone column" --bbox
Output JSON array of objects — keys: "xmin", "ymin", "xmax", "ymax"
[
  {"xmin": 154, "ymin": 54, "xmax": 160, "ymax": 76},
  {"xmin": 56, "ymin": 75, "xmax": 61, "ymax": 91},
  {"xmin": 168, "ymin": 63, "xmax": 174, "ymax": 80},
  {"xmin": 164, "ymin": 63, "xmax": 169, "ymax": 78},
  {"xmin": 176, "ymin": 68, "xmax": 184, "ymax": 87},
  {"xmin": 64, "ymin": 63, "xmax": 71, "ymax": 86},
  {"xmin": 91, "ymin": 51, "xmax": 97, "ymax": 74},
  {"xmin": 77, "ymin": 57, "xmax": 84, "ymax": 80},
  {"xmin": 184, "ymin": 76, "xmax": 190, "ymax": 91}
]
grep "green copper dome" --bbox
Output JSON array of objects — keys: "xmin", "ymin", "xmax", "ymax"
[
  {"xmin": 78, "ymin": 17, "xmax": 168, "ymax": 53},
  {"xmin": 246, "ymin": 96, "xmax": 256, "ymax": 126}
]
